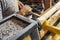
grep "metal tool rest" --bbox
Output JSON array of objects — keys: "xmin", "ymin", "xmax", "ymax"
[{"xmin": 0, "ymin": 14, "xmax": 40, "ymax": 40}]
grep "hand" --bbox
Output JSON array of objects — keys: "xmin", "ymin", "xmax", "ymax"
[{"xmin": 18, "ymin": 1, "xmax": 24, "ymax": 8}]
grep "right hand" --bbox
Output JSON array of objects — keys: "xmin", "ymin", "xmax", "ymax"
[{"xmin": 18, "ymin": 1, "xmax": 24, "ymax": 9}]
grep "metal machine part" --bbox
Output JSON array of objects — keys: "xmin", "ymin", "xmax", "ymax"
[
  {"xmin": 32, "ymin": 15, "xmax": 42, "ymax": 31},
  {"xmin": 25, "ymin": 12, "xmax": 42, "ymax": 31},
  {"xmin": 0, "ymin": 14, "xmax": 40, "ymax": 40}
]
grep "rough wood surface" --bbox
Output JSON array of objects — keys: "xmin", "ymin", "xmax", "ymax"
[
  {"xmin": 37, "ymin": 1, "xmax": 60, "ymax": 24},
  {"xmin": 48, "ymin": 10, "xmax": 60, "ymax": 25}
]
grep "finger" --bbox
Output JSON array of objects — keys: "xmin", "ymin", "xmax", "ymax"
[{"xmin": 18, "ymin": 1, "xmax": 24, "ymax": 8}]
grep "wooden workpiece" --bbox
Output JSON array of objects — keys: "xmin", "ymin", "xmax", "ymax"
[
  {"xmin": 37, "ymin": 1, "xmax": 60, "ymax": 39},
  {"xmin": 48, "ymin": 10, "xmax": 60, "ymax": 25},
  {"xmin": 37, "ymin": 1, "xmax": 60, "ymax": 24}
]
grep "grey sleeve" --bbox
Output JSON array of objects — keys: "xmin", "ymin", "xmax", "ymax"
[{"xmin": 1, "ymin": 0, "xmax": 19, "ymax": 12}]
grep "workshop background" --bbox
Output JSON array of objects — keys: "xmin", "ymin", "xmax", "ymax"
[{"xmin": 0, "ymin": 0, "xmax": 60, "ymax": 40}]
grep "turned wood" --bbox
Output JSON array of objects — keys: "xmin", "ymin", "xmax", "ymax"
[{"xmin": 37, "ymin": 1, "xmax": 60, "ymax": 24}]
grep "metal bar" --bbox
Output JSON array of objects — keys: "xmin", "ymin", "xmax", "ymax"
[{"xmin": 30, "ymin": 28, "xmax": 40, "ymax": 40}]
